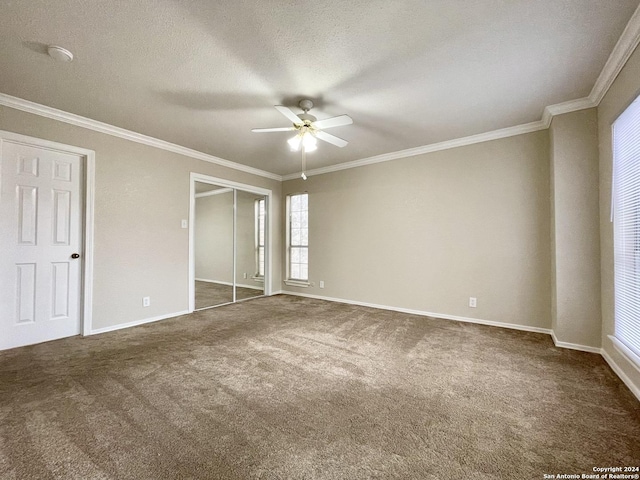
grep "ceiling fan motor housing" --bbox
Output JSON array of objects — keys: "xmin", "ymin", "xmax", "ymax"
[
  {"xmin": 297, "ymin": 112, "xmax": 317, "ymax": 124},
  {"xmin": 298, "ymin": 99, "xmax": 314, "ymax": 111}
]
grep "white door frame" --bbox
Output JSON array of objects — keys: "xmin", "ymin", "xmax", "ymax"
[
  {"xmin": 189, "ymin": 172, "xmax": 272, "ymax": 312},
  {"xmin": 0, "ymin": 130, "xmax": 95, "ymax": 338}
]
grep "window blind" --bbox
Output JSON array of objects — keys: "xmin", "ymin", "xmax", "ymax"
[{"xmin": 613, "ymin": 94, "xmax": 640, "ymax": 361}]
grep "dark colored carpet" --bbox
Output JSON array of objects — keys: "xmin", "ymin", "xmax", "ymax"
[
  {"xmin": 195, "ymin": 280, "xmax": 263, "ymax": 309},
  {"xmin": 0, "ymin": 295, "xmax": 638, "ymax": 479}
]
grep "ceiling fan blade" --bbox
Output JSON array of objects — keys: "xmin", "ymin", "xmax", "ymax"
[
  {"xmin": 275, "ymin": 105, "xmax": 302, "ymax": 125},
  {"xmin": 315, "ymin": 130, "xmax": 348, "ymax": 148},
  {"xmin": 312, "ymin": 114, "xmax": 353, "ymax": 130},
  {"xmin": 251, "ymin": 127, "xmax": 296, "ymax": 133}
]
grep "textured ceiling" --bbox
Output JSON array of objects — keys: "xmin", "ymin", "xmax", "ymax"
[{"xmin": 0, "ymin": 0, "xmax": 638, "ymax": 175}]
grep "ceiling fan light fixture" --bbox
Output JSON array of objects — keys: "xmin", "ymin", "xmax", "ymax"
[
  {"xmin": 287, "ymin": 134, "xmax": 302, "ymax": 151},
  {"xmin": 287, "ymin": 132, "xmax": 317, "ymax": 152},
  {"xmin": 302, "ymin": 133, "xmax": 317, "ymax": 151}
]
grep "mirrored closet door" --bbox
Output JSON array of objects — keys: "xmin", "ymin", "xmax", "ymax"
[
  {"xmin": 235, "ymin": 189, "xmax": 266, "ymax": 302},
  {"xmin": 193, "ymin": 181, "xmax": 267, "ymax": 310}
]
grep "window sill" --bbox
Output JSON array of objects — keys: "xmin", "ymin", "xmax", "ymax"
[
  {"xmin": 609, "ymin": 335, "xmax": 640, "ymax": 373},
  {"xmin": 251, "ymin": 276, "xmax": 264, "ymax": 284},
  {"xmin": 284, "ymin": 279, "xmax": 311, "ymax": 288}
]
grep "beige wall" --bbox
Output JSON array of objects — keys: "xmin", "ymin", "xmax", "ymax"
[
  {"xmin": 598, "ymin": 43, "xmax": 640, "ymax": 393},
  {"xmin": 195, "ymin": 192, "xmax": 234, "ymax": 284},
  {"xmin": 549, "ymin": 109, "xmax": 601, "ymax": 348},
  {"xmin": 0, "ymin": 105, "xmax": 282, "ymax": 331},
  {"xmin": 3, "ymin": 40, "xmax": 639, "ymax": 398},
  {"xmin": 282, "ymin": 131, "xmax": 552, "ymax": 330}
]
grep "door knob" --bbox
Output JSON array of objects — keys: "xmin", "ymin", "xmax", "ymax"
[{"xmin": 71, "ymin": 253, "xmax": 80, "ymax": 259}]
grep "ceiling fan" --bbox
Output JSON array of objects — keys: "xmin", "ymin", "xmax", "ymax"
[
  {"xmin": 252, "ymin": 99, "xmax": 353, "ymax": 179},
  {"xmin": 252, "ymin": 99, "xmax": 353, "ymax": 152}
]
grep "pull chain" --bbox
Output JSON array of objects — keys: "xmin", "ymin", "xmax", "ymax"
[{"xmin": 301, "ymin": 143, "xmax": 307, "ymax": 180}]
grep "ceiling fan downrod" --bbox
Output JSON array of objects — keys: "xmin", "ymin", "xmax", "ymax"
[{"xmin": 301, "ymin": 145, "xmax": 307, "ymax": 180}]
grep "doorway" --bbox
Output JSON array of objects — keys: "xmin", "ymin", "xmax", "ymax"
[
  {"xmin": 189, "ymin": 173, "xmax": 271, "ymax": 311},
  {"xmin": 0, "ymin": 131, "xmax": 95, "ymax": 350}
]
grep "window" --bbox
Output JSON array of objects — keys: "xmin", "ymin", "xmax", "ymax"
[
  {"xmin": 255, "ymin": 198, "xmax": 265, "ymax": 278},
  {"xmin": 612, "ymin": 93, "xmax": 640, "ymax": 365},
  {"xmin": 286, "ymin": 193, "xmax": 309, "ymax": 283}
]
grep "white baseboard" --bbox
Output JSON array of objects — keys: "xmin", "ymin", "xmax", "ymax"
[
  {"xmin": 551, "ymin": 331, "xmax": 602, "ymax": 353},
  {"xmin": 279, "ymin": 291, "xmax": 552, "ymax": 335},
  {"xmin": 195, "ymin": 278, "xmax": 262, "ymax": 291},
  {"xmin": 89, "ymin": 310, "xmax": 190, "ymax": 335},
  {"xmin": 82, "ymin": 292, "xmax": 639, "ymax": 402},
  {"xmin": 601, "ymin": 348, "xmax": 640, "ymax": 401}
]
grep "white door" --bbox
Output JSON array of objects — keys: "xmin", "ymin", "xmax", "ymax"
[{"xmin": 0, "ymin": 140, "xmax": 83, "ymax": 350}]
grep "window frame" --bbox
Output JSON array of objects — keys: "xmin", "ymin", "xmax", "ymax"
[
  {"xmin": 611, "ymin": 93, "xmax": 640, "ymax": 371},
  {"xmin": 285, "ymin": 192, "xmax": 310, "ymax": 287},
  {"xmin": 254, "ymin": 198, "xmax": 265, "ymax": 280}
]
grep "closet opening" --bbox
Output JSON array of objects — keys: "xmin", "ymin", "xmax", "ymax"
[{"xmin": 189, "ymin": 173, "xmax": 272, "ymax": 311}]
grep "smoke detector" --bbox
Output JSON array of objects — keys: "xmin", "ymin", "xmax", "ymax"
[{"xmin": 47, "ymin": 45, "xmax": 74, "ymax": 62}]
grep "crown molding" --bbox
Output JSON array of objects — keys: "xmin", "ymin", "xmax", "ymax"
[
  {"xmin": 589, "ymin": 4, "xmax": 640, "ymax": 105},
  {"xmin": 283, "ymin": 5, "xmax": 640, "ymax": 181},
  {"xmin": 282, "ymin": 120, "xmax": 548, "ymax": 180},
  {"xmin": 0, "ymin": 93, "xmax": 283, "ymax": 182},
  {"xmin": 287, "ymin": 90, "xmax": 603, "ymax": 181},
  {"xmin": 288, "ymin": 92, "xmax": 604, "ymax": 180},
  {"xmin": 2, "ymin": 4, "xmax": 639, "ymax": 184},
  {"xmin": 1, "ymin": 90, "xmax": 553, "ymax": 182},
  {"xmin": 542, "ymin": 97, "xmax": 598, "ymax": 127},
  {"xmin": 287, "ymin": 92, "xmax": 602, "ymax": 179}
]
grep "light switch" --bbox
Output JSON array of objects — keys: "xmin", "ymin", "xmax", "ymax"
[{"xmin": 181, "ymin": 219, "xmax": 188, "ymax": 228}]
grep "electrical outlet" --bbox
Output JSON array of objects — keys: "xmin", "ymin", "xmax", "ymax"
[
  {"xmin": 469, "ymin": 297, "xmax": 477, "ymax": 308},
  {"xmin": 243, "ymin": 273, "xmax": 247, "ymax": 279},
  {"xmin": 143, "ymin": 296, "xmax": 151, "ymax": 307},
  {"xmin": 319, "ymin": 281, "xmax": 325, "ymax": 288}
]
